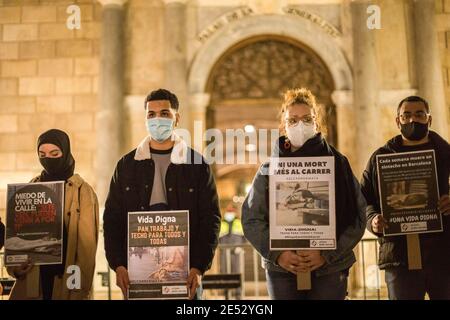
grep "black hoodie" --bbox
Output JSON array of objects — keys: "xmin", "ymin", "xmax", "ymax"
[{"xmin": 361, "ymin": 131, "xmax": 450, "ymax": 270}]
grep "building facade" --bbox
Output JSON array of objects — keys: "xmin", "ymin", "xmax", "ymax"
[{"xmin": 0, "ymin": 0, "xmax": 449, "ymax": 299}]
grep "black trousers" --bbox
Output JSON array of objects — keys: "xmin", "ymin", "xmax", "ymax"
[{"xmin": 385, "ymin": 266, "xmax": 450, "ymax": 300}]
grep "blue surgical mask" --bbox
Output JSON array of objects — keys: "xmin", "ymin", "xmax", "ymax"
[{"xmin": 146, "ymin": 117, "xmax": 174, "ymax": 142}]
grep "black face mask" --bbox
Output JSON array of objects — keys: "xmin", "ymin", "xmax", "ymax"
[
  {"xmin": 39, "ymin": 157, "xmax": 66, "ymax": 176},
  {"xmin": 400, "ymin": 121, "xmax": 429, "ymax": 141}
]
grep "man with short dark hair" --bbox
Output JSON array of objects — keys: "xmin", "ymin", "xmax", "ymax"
[
  {"xmin": 361, "ymin": 95, "xmax": 450, "ymax": 299},
  {"xmin": 103, "ymin": 88, "xmax": 221, "ymax": 299}
]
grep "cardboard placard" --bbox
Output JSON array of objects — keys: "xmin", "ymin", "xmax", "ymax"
[
  {"xmin": 296, "ymin": 249, "xmax": 312, "ymax": 290},
  {"xmin": 297, "ymin": 273, "xmax": 312, "ymax": 290},
  {"xmin": 268, "ymin": 157, "xmax": 336, "ymax": 291},
  {"xmin": 269, "ymin": 157, "xmax": 336, "ymax": 251},
  {"xmin": 406, "ymin": 233, "xmax": 422, "ymax": 270},
  {"xmin": 127, "ymin": 210, "xmax": 190, "ymax": 300},
  {"xmin": 376, "ymin": 150, "xmax": 442, "ymax": 236},
  {"xmin": 5, "ymin": 182, "xmax": 65, "ymax": 267}
]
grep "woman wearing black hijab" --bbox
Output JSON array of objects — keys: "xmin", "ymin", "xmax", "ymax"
[{"xmin": 8, "ymin": 129, "xmax": 99, "ymax": 300}]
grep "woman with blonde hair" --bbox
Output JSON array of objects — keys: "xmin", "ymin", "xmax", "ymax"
[
  {"xmin": 242, "ymin": 88, "xmax": 366, "ymax": 300},
  {"xmin": 8, "ymin": 129, "xmax": 99, "ymax": 300}
]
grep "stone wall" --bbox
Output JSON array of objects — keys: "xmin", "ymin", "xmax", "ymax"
[
  {"xmin": 0, "ymin": 0, "xmax": 101, "ymax": 222},
  {"xmin": 123, "ymin": 0, "xmax": 164, "ymax": 150},
  {"xmin": 0, "ymin": 0, "xmax": 449, "ymax": 299},
  {"xmin": 436, "ymin": 0, "xmax": 450, "ymax": 138}
]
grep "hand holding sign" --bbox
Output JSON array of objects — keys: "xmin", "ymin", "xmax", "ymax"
[
  {"xmin": 11, "ymin": 258, "xmax": 34, "ymax": 280},
  {"xmin": 297, "ymin": 250, "xmax": 326, "ymax": 272},
  {"xmin": 187, "ymin": 268, "xmax": 201, "ymax": 300},
  {"xmin": 115, "ymin": 266, "xmax": 129, "ymax": 298},
  {"xmin": 371, "ymin": 214, "xmax": 389, "ymax": 233},
  {"xmin": 277, "ymin": 251, "xmax": 304, "ymax": 274}
]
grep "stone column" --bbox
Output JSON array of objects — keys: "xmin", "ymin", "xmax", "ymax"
[
  {"xmin": 351, "ymin": 0, "xmax": 380, "ymax": 176},
  {"xmin": 96, "ymin": 0, "xmax": 127, "ymax": 207},
  {"xmin": 163, "ymin": 0, "xmax": 189, "ymax": 130},
  {"xmin": 331, "ymin": 90, "xmax": 357, "ymax": 171},
  {"xmin": 189, "ymin": 93, "xmax": 210, "ymax": 153},
  {"xmin": 413, "ymin": 0, "xmax": 449, "ymax": 139},
  {"xmin": 348, "ymin": 0, "xmax": 380, "ymax": 296}
]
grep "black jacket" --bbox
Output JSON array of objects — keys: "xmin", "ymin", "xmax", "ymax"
[
  {"xmin": 0, "ymin": 219, "xmax": 4, "ymax": 250},
  {"xmin": 242, "ymin": 134, "xmax": 367, "ymax": 276},
  {"xmin": 103, "ymin": 147, "xmax": 221, "ymax": 274},
  {"xmin": 361, "ymin": 131, "xmax": 450, "ymax": 270}
]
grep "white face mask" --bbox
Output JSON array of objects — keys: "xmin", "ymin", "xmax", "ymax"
[
  {"xmin": 285, "ymin": 121, "xmax": 316, "ymax": 148},
  {"xmin": 224, "ymin": 212, "xmax": 236, "ymax": 222}
]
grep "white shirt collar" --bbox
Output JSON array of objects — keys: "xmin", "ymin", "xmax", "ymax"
[{"xmin": 134, "ymin": 133, "xmax": 189, "ymax": 164}]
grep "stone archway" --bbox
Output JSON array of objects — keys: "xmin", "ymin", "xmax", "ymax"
[
  {"xmin": 207, "ymin": 36, "xmax": 337, "ymax": 143},
  {"xmin": 187, "ymin": 12, "xmax": 353, "ymax": 159},
  {"xmin": 186, "ymin": 13, "xmax": 353, "ymax": 213},
  {"xmin": 188, "ymin": 14, "xmax": 352, "ymax": 96}
]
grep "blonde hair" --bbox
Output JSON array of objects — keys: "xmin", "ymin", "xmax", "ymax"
[{"xmin": 279, "ymin": 88, "xmax": 326, "ymax": 136}]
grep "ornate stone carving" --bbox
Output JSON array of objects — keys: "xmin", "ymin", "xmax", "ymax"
[
  {"xmin": 209, "ymin": 39, "xmax": 334, "ymax": 103},
  {"xmin": 197, "ymin": 7, "xmax": 255, "ymax": 43},
  {"xmin": 283, "ymin": 7, "xmax": 341, "ymax": 38},
  {"xmin": 208, "ymin": 38, "xmax": 336, "ymax": 145}
]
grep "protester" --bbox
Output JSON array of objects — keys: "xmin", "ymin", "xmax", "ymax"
[{"xmin": 242, "ymin": 88, "xmax": 366, "ymax": 300}]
